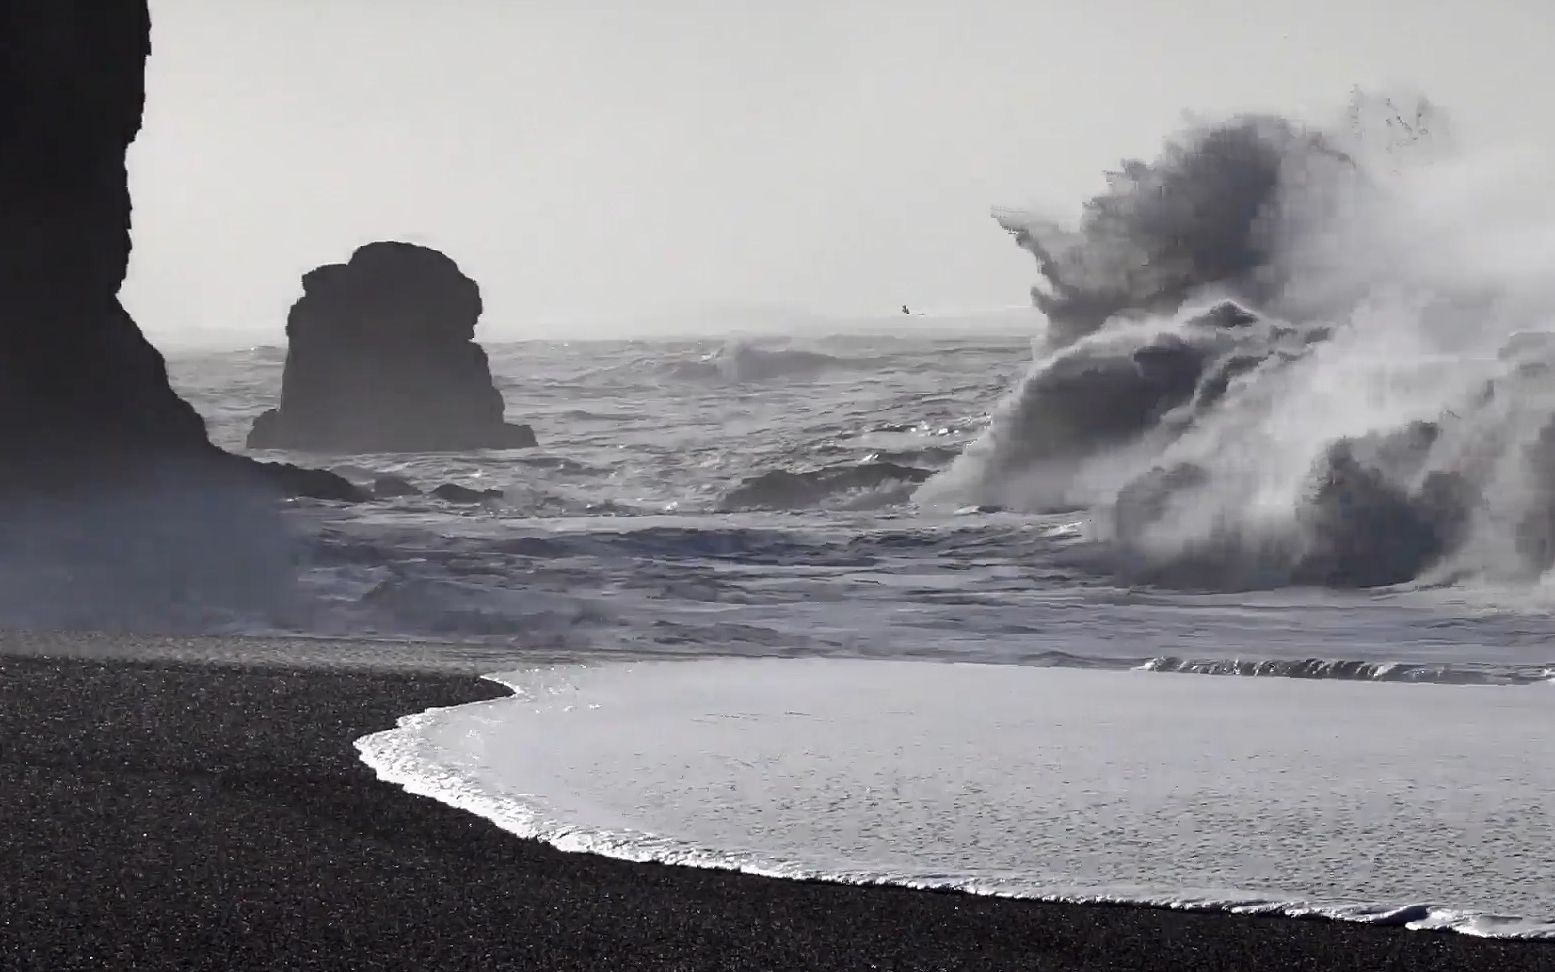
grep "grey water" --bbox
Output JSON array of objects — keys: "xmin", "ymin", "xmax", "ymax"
[
  {"xmin": 168, "ymin": 334, "xmax": 1555, "ymax": 682},
  {"xmin": 160, "ymin": 330, "xmax": 1555, "ymax": 939}
]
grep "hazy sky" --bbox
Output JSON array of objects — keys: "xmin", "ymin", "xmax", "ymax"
[{"xmin": 126, "ymin": 0, "xmax": 1555, "ymax": 347}]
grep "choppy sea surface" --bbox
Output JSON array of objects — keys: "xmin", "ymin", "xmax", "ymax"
[{"xmin": 169, "ymin": 332, "xmax": 1555, "ymax": 938}]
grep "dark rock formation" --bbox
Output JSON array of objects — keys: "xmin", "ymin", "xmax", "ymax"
[
  {"xmin": 245, "ymin": 459, "xmax": 370, "ymax": 503},
  {"xmin": 247, "ymin": 243, "xmax": 536, "ymax": 453},
  {"xmin": 0, "ymin": 4, "xmax": 208, "ymax": 488},
  {"xmin": 432, "ymin": 483, "xmax": 503, "ymax": 503},
  {"xmin": 0, "ymin": 4, "xmax": 357, "ymax": 504},
  {"xmin": 372, "ymin": 474, "xmax": 422, "ymax": 498}
]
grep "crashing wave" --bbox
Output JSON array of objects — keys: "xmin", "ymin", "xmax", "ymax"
[
  {"xmin": 718, "ymin": 461, "xmax": 931, "ymax": 512},
  {"xmin": 666, "ymin": 341, "xmax": 850, "ymax": 383},
  {"xmin": 992, "ymin": 116, "xmax": 1344, "ymax": 346},
  {"xmin": 922, "ymin": 90, "xmax": 1555, "ymax": 589}
]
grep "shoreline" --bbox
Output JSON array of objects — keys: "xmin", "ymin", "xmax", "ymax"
[{"xmin": 3, "ymin": 647, "xmax": 1553, "ymax": 970}]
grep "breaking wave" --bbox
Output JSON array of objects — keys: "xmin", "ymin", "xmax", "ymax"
[
  {"xmin": 717, "ymin": 461, "xmax": 932, "ymax": 511},
  {"xmin": 664, "ymin": 340, "xmax": 853, "ymax": 383},
  {"xmin": 921, "ymin": 90, "xmax": 1555, "ymax": 590}
]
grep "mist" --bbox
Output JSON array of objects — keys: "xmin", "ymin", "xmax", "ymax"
[{"xmin": 919, "ymin": 89, "xmax": 1555, "ymax": 589}]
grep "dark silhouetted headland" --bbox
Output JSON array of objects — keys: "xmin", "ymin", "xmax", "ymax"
[{"xmin": 0, "ymin": 3, "xmax": 359, "ymax": 503}]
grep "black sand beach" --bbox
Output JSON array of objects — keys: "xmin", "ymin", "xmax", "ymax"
[{"xmin": 2, "ymin": 646, "xmax": 1552, "ymax": 972}]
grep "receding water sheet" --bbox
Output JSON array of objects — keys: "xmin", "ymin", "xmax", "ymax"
[{"xmin": 358, "ymin": 658, "xmax": 1555, "ymax": 938}]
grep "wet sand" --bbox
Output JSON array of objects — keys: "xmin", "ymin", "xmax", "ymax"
[{"xmin": 2, "ymin": 643, "xmax": 1551, "ymax": 971}]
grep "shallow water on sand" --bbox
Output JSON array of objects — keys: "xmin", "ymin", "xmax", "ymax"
[{"xmin": 358, "ymin": 658, "xmax": 1555, "ymax": 939}]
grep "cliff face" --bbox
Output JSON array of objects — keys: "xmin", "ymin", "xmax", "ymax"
[
  {"xmin": 0, "ymin": 2, "xmax": 212, "ymax": 489},
  {"xmin": 0, "ymin": 4, "xmax": 365, "ymax": 503},
  {"xmin": 248, "ymin": 242, "xmax": 536, "ymax": 453}
]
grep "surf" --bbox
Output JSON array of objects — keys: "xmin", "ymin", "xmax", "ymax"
[
  {"xmin": 357, "ymin": 657, "xmax": 1555, "ymax": 940},
  {"xmin": 922, "ymin": 91, "xmax": 1555, "ymax": 591}
]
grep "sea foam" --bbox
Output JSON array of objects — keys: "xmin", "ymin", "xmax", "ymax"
[
  {"xmin": 357, "ymin": 657, "xmax": 1555, "ymax": 939},
  {"xmin": 923, "ymin": 91, "xmax": 1555, "ymax": 591}
]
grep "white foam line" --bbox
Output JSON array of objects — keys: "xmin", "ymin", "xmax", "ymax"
[{"xmin": 355, "ymin": 660, "xmax": 1555, "ymax": 940}]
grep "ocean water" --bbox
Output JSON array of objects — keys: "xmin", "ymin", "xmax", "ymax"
[
  {"xmin": 166, "ymin": 335, "xmax": 1555, "ymax": 682},
  {"xmin": 161, "ymin": 331, "xmax": 1555, "ymax": 939},
  {"xmin": 149, "ymin": 97, "xmax": 1555, "ymax": 939},
  {"xmin": 357, "ymin": 658, "xmax": 1555, "ymax": 939}
]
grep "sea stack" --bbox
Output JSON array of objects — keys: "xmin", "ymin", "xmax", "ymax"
[{"xmin": 248, "ymin": 242, "xmax": 536, "ymax": 453}]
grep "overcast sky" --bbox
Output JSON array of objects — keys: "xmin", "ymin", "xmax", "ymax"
[{"xmin": 125, "ymin": 0, "xmax": 1555, "ymax": 347}]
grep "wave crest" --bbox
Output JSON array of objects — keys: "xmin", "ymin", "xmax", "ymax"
[
  {"xmin": 718, "ymin": 461, "xmax": 931, "ymax": 512},
  {"xmin": 665, "ymin": 341, "xmax": 851, "ymax": 383},
  {"xmin": 925, "ymin": 90, "xmax": 1555, "ymax": 590}
]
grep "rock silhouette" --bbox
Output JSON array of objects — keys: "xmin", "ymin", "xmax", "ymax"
[
  {"xmin": 248, "ymin": 243, "xmax": 536, "ymax": 453},
  {"xmin": 372, "ymin": 474, "xmax": 422, "ymax": 498},
  {"xmin": 0, "ymin": 5, "xmax": 208, "ymax": 487},
  {"xmin": 431, "ymin": 483, "xmax": 504, "ymax": 503},
  {"xmin": 0, "ymin": 3, "xmax": 356, "ymax": 503}
]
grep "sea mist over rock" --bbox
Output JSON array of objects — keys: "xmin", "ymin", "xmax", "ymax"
[{"xmin": 922, "ymin": 92, "xmax": 1555, "ymax": 589}]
